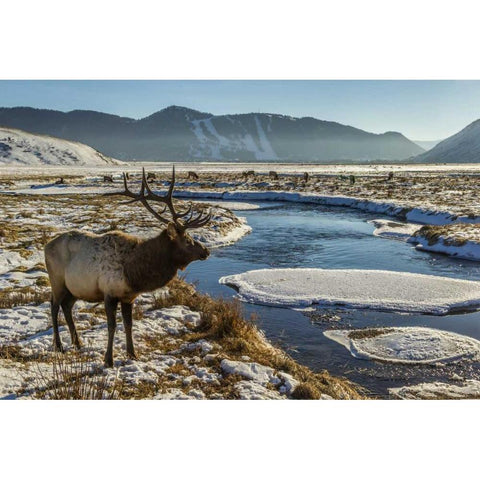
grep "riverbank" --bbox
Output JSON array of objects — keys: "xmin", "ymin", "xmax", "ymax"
[{"xmin": 0, "ymin": 278, "xmax": 362, "ymax": 399}]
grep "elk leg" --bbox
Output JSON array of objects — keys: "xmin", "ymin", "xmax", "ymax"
[
  {"xmin": 104, "ymin": 295, "xmax": 118, "ymax": 368},
  {"xmin": 61, "ymin": 291, "xmax": 82, "ymax": 349},
  {"xmin": 121, "ymin": 302, "xmax": 136, "ymax": 359},
  {"xmin": 51, "ymin": 295, "xmax": 64, "ymax": 353}
]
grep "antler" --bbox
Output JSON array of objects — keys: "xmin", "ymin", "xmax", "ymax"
[{"xmin": 104, "ymin": 167, "xmax": 212, "ymax": 230}]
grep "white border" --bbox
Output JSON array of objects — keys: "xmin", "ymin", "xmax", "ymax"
[{"xmin": 1, "ymin": 1, "xmax": 480, "ymax": 477}]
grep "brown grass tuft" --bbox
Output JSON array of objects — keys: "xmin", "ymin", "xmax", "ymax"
[
  {"xmin": 34, "ymin": 351, "xmax": 122, "ymax": 400},
  {"xmin": 291, "ymin": 382, "xmax": 322, "ymax": 399}
]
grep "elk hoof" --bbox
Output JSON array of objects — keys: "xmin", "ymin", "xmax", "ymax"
[
  {"xmin": 127, "ymin": 352, "xmax": 137, "ymax": 360},
  {"xmin": 53, "ymin": 343, "xmax": 65, "ymax": 353}
]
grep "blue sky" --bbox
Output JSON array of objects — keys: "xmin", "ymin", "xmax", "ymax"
[{"xmin": 1, "ymin": 80, "xmax": 479, "ymax": 140}]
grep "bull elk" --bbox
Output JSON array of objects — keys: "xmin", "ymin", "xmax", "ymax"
[{"xmin": 44, "ymin": 167, "xmax": 212, "ymax": 367}]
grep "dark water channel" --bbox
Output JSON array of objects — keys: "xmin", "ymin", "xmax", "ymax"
[{"xmin": 184, "ymin": 201, "xmax": 480, "ymax": 397}]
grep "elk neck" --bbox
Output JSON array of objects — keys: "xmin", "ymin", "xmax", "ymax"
[{"xmin": 123, "ymin": 231, "xmax": 179, "ymax": 293}]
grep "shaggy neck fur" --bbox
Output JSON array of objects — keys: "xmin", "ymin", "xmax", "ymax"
[{"xmin": 124, "ymin": 231, "xmax": 179, "ymax": 293}]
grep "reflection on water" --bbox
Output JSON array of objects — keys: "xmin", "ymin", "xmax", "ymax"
[{"xmin": 184, "ymin": 202, "xmax": 480, "ymax": 397}]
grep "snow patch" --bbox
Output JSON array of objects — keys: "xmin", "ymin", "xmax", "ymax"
[
  {"xmin": 369, "ymin": 219, "xmax": 420, "ymax": 241},
  {"xmin": 0, "ymin": 127, "xmax": 121, "ymax": 166},
  {"xmin": 389, "ymin": 379, "xmax": 480, "ymax": 399},
  {"xmin": 219, "ymin": 268, "xmax": 480, "ymax": 314},
  {"xmin": 0, "ymin": 302, "xmax": 51, "ymax": 345},
  {"xmin": 324, "ymin": 327, "xmax": 480, "ymax": 364}
]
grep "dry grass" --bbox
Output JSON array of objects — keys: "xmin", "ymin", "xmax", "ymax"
[
  {"xmin": 348, "ymin": 328, "xmax": 394, "ymax": 340},
  {"xmin": 154, "ymin": 277, "xmax": 363, "ymax": 399},
  {"xmin": 0, "ymin": 285, "xmax": 50, "ymax": 308},
  {"xmin": 34, "ymin": 351, "xmax": 122, "ymax": 400},
  {"xmin": 413, "ymin": 223, "xmax": 480, "ymax": 247}
]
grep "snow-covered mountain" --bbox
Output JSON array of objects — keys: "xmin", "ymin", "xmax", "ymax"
[
  {"xmin": 413, "ymin": 120, "xmax": 480, "ymax": 163},
  {"xmin": 0, "ymin": 106, "xmax": 424, "ymax": 162},
  {"xmin": 0, "ymin": 127, "xmax": 120, "ymax": 166}
]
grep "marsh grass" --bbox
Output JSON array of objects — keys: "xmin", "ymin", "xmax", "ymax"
[{"xmin": 153, "ymin": 277, "xmax": 363, "ymax": 399}]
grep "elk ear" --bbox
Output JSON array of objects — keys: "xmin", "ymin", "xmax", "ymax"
[{"xmin": 166, "ymin": 222, "xmax": 177, "ymax": 240}]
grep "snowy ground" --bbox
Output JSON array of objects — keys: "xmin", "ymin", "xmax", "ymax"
[
  {"xmin": 0, "ymin": 192, "xmax": 251, "ymax": 292},
  {"xmin": 0, "ymin": 300, "xmax": 298, "ymax": 399},
  {"xmin": 371, "ymin": 220, "xmax": 480, "ymax": 261},
  {"xmin": 323, "ymin": 327, "xmax": 480, "ymax": 364},
  {"xmin": 219, "ymin": 268, "xmax": 480, "ymax": 315}
]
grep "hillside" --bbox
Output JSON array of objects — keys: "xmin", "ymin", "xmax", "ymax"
[
  {"xmin": 413, "ymin": 119, "xmax": 480, "ymax": 163},
  {"xmin": 0, "ymin": 127, "xmax": 120, "ymax": 166},
  {"xmin": 0, "ymin": 106, "xmax": 424, "ymax": 162}
]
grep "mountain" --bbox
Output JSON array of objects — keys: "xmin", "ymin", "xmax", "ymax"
[
  {"xmin": 413, "ymin": 139, "xmax": 443, "ymax": 151},
  {"xmin": 0, "ymin": 127, "xmax": 121, "ymax": 166},
  {"xmin": 413, "ymin": 120, "xmax": 480, "ymax": 163},
  {"xmin": 0, "ymin": 106, "xmax": 424, "ymax": 162}
]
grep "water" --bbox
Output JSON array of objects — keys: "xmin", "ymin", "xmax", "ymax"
[{"xmin": 184, "ymin": 202, "xmax": 480, "ymax": 397}]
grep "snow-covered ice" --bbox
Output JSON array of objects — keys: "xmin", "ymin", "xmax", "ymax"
[
  {"xmin": 220, "ymin": 268, "xmax": 480, "ymax": 314},
  {"xmin": 369, "ymin": 219, "xmax": 420, "ymax": 241},
  {"xmin": 389, "ymin": 379, "xmax": 480, "ymax": 399},
  {"xmin": 324, "ymin": 327, "xmax": 480, "ymax": 364}
]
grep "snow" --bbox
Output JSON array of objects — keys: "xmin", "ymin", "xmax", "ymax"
[
  {"xmin": 0, "ymin": 127, "xmax": 121, "ymax": 166},
  {"xmin": 220, "ymin": 359, "xmax": 299, "ymax": 395},
  {"xmin": 221, "ymin": 359, "xmax": 280, "ymax": 385},
  {"xmin": 324, "ymin": 327, "xmax": 480, "ymax": 364},
  {"xmin": 369, "ymin": 219, "xmax": 420, "ymax": 241},
  {"xmin": 172, "ymin": 189, "xmax": 480, "ymax": 226},
  {"xmin": 202, "ymin": 201, "xmax": 262, "ymax": 211},
  {"xmin": 219, "ymin": 268, "xmax": 480, "ymax": 314},
  {"xmin": 190, "ymin": 117, "xmax": 278, "ymax": 161},
  {"xmin": 234, "ymin": 380, "xmax": 283, "ymax": 400},
  {"xmin": 254, "ymin": 115, "xmax": 278, "ymax": 160},
  {"xmin": 0, "ymin": 302, "xmax": 51, "ymax": 345},
  {"xmin": 412, "ymin": 237, "xmax": 480, "ymax": 261},
  {"xmin": 0, "ymin": 250, "xmax": 24, "ymax": 275},
  {"xmin": 192, "ymin": 218, "xmax": 252, "ymax": 249},
  {"xmin": 389, "ymin": 379, "xmax": 480, "ymax": 399}
]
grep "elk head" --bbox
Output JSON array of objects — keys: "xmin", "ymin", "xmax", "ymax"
[{"xmin": 105, "ymin": 167, "xmax": 211, "ymax": 267}]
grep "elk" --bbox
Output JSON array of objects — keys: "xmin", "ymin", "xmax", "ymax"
[
  {"xmin": 269, "ymin": 170, "xmax": 278, "ymax": 180},
  {"xmin": 103, "ymin": 175, "xmax": 113, "ymax": 183},
  {"xmin": 303, "ymin": 172, "xmax": 309, "ymax": 183},
  {"xmin": 44, "ymin": 167, "xmax": 212, "ymax": 367},
  {"xmin": 187, "ymin": 171, "xmax": 199, "ymax": 180},
  {"xmin": 146, "ymin": 172, "xmax": 156, "ymax": 181}
]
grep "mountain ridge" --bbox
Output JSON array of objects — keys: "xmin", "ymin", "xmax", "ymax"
[
  {"xmin": 0, "ymin": 105, "xmax": 424, "ymax": 162},
  {"xmin": 412, "ymin": 120, "xmax": 480, "ymax": 163}
]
